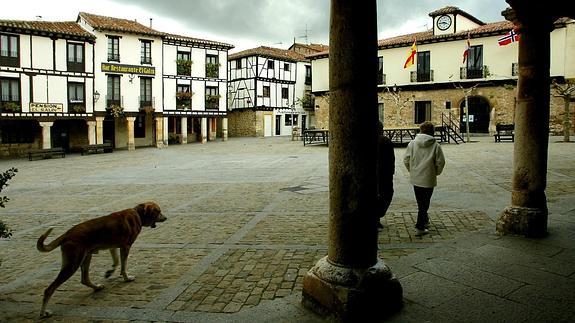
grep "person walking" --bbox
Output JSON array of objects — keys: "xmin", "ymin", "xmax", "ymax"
[
  {"xmin": 377, "ymin": 121, "xmax": 395, "ymax": 230},
  {"xmin": 403, "ymin": 121, "xmax": 445, "ymax": 236}
]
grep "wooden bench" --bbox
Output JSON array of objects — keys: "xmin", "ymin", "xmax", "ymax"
[
  {"xmin": 303, "ymin": 129, "xmax": 329, "ymax": 146},
  {"xmin": 494, "ymin": 124, "xmax": 515, "ymax": 142},
  {"xmin": 28, "ymin": 148, "xmax": 66, "ymax": 161},
  {"xmin": 81, "ymin": 143, "xmax": 114, "ymax": 155}
]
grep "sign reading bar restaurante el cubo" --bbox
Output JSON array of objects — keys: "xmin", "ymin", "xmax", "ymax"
[
  {"xmin": 101, "ymin": 63, "xmax": 156, "ymax": 75},
  {"xmin": 30, "ymin": 103, "xmax": 63, "ymax": 113}
]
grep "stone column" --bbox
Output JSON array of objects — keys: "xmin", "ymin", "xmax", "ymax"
[
  {"xmin": 181, "ymin": 117, "xmax": 188, "ymax": 144},
  {"xmin": 39, "ymin": 122, "xmax": 54, "ymax": 149},
  {"xmin": 222, "ymin": 117, "xmax": 228, "ymax": 141},
  {"xmin": 155, "ymin": 116, "xmax": 164, "ymax": 148},
  {"xmin": 201, "ymin": 117, "xmax": 207, "ymax": 144},
  {"xmin": 163, "ymin": 117, "xmax": 169, "ymax": 147},
  {"xmin": 497, "ymin": 5, "xmax": 554, "ymax": 237},
  {"xmin": 95, "ymin": 117, "xmax": 104, "ymax": 145},
  {"xmin": 86, "ymin": 120, "xmax": 97, "ymax": 145},
  {"xmin": 126, "ymin": 116, "xmax": 136, "ymax": 151},
  {"xmin": 301, "ymin": 0, "xmax": 402, "ymax": 319}
]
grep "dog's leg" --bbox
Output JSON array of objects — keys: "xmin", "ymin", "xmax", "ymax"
[
  {"xmin": 81, "ymin": 253, "xmax": 104, "ymax": 291},
  {"xmin": 105, "ymin": 248, "xmax": 119, "ymax": 278},
  {"xmin": 40, "ymin": 250, "xmax": 82, "ymax": 318},
  {"xmin": 120, "ymin": 246, "xmax": 135, "ymax": 282}
]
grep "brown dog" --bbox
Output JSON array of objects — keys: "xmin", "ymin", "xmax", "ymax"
[{"xmin": 36, "ymin": 202, "xmax": 166, "ymax": 318}]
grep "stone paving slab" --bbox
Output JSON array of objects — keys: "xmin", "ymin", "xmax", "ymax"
[{"xmin": 0, "ymin": 136, "xmax": 574, "ymax": 322}]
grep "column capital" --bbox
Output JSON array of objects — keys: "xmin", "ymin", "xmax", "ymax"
[{"xmin": 39, "ymin": 121, "xmax": 54, "ymax": 128}]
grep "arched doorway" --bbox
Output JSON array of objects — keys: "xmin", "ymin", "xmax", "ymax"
[{"xmin": 460, "ymin": 96, "xmax": 491, "ymax": 133}]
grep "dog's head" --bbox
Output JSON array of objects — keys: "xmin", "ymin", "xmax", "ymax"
[{"xmin": 135, "ymin": 202, "xmax": 167, "ymax": 228}]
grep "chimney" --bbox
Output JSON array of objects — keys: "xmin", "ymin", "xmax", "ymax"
[{"xmin": 149, "ymin": 18, "xmax": 153, "ymax": 28}]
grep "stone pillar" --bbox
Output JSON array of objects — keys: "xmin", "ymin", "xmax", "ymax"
[
  {"xmin": 155, "ymin": 116, "xmax": 164, "ymax": 148},
  {"xmin": 163, "ymin": 117, "xmax": 169, "ymax": 147},
  {"xmin": 497, "ymin": 4, "xmax": 554, "ymax": 237},
  {"xmin": 301, "ymin": 0, "xmax": 402, "ymax": 319},
  {"xmin": 181, "ymin": 117, "xmax": 188, "ymax": 144},
  {"xmin": 39, "ymin": 122, "xmax": 53, "ymax": 149},
  {"xmin": 201, "ymin": 117, "xmax": 207, "ymax": 144},
  {"xmin": 222, "ymin": 117, "xmax": 228, "ymax": 141},
  {"xmin": 126, "ymin": 116, "xmax": 136, "ymax": 151},
  {"xmin": 86, "ymin": 120, "xmax": 97, "ymax": 145},
  {"xmin": 96, "ymin": 117, "xmax": 104, "ymax": 145}
]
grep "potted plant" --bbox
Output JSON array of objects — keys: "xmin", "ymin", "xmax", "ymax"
[
  {"xmin": 205, "ymin": 62, "xmax": 221, "ymax": 78},
  {"xmin": 176, "ymin": 59, "xmax": 192, "ymax": 75},
  {"xmin": 108, "ymin": 104, "xmax": 124, "ymax": 118},
  {"xmin": 141, "ymin": 106, "xmax": 155, "ymax": 115},
  {"xmin": 2, "ymin": 102, "xmax": 21, "ymax": 112},
  {"xmin": 176, "ymin": 91, "xmax": 193, "ymax": 109},
  {"xmin": 69, "ymin": 104, "xmax": 86, "ymax": 113}
]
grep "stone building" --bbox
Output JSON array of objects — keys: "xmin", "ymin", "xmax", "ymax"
[
  {"xmin": 227, "ymin": 45, "xmax": 322, "ymax": 138},
  {"xmin": 308, "ymin": 6, "xmax": 575, "ymax": 135}
]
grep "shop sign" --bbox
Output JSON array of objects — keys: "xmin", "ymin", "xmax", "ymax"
[
  {"xmin": 30, "ymin": 103, "xmax": 63, "ymax": 113},
  {"xmin": 101, "ymin": 63, "xmax": 155, "ymax": 75}
]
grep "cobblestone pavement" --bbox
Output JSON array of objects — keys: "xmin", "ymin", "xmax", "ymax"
[{"xmin": 0, "ymin": 136, "xmax": 573, "ymax": 322}]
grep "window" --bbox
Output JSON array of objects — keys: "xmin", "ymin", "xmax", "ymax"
[
  {"xmin": 467, "ymin": 45, "xmax": 483, "ymax": 79},
  {"xmin": 262, "ymin": 85, "xmax": 270, "ymax": 98},
  {"xmin": 139, "ymin": 77, "xmax": 152, "ymax": 109},
  {"xmin": 0, "ymin": 78, "xmax": 20, "ymax": 112},
  {"xmin": 1, "ymin": 120, "xmax": 36, "ymax": 143},
  {"xmin": 0, "ymin": 34, "xmax": 19, "ymax": 67},
  {"xmin": 176, "ymin": 84, "xmax": 191, "ymax": 109},
  {"xmin": 107, "ymin": 36, "xmax": 120, "ymax": 61},
  {"xmin": 140, "ymin": 40, "xmax": 152, "ymax": 64},
  {"xmin": 281, "ymin": 87, "xmax": 288, "ymax": 99},
  {"xmin": 285, "ymin": 114, "xmax": 292, "ymax": 126},
  {"xmin": 206, "ymin": 54, "xmax": 219, "ymax": 78},
  {"xmin": 236, "ymin": 59, "xmax": 242, "ymax": 69},
  {"xmin": 305, "ymin": 65, "xmax": 312, "ymax": 85},
  {"xmin": 68, "ymin": 82, "xmax": 85, "ymax": 113},
  {"xmin": 445, "ymin": 101, "xmax": 451, "ymax": 110},
  {"xmin": 416, "ymin": 51, "xmax": 431, "ymax": 82},
  {"xmin": 267, "ymin": 60, "xmax": 274, "ymax": 69},
  {"xmin": 135, "ymin": 115, "xmax": 146, "ymax": 138},
  {"xmin": 67, "ymin": 42, "xmax": 84, "ymax": 72},
  {"xmin": 378, "ymin": 57, "xmax": 384, "ymax": 85},
  {"xmin": 177, "ymin": 51, "xmax": 191, "ymax": 75},
  {"xmin": 414, "ymin": 101, "xmax": 431, "ymax": 124},
  {"xmin": 205, "ymin": 86, "xmax": 219, "ymax": 110},
  {"xmin": 107, "ymin": 75, "xmax": 121, "ymax": 106},
  {"xmin": 284, "ymin": 63, "xmax": 290, "ymax": 71}
]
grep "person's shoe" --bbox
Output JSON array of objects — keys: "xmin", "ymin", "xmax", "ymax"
[
  {"xmin": 377, "ymin": 221, "xmax": 384, "ymax": 230},
  {"xmin": 415, "ymin": 228, "xmax": 429, "ymax": 236}
]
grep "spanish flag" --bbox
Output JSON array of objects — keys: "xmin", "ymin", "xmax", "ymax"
[
  {"xmin": 462, "ymin": 33, "xmax": 470, "ymax": 64},
  {"xmin": 403, "ymin": 39, "xmax": 417, "ymax": 69}
]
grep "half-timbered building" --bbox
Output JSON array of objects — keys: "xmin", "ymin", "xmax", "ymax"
[
  {"xmin": 0, "ymin": 20, "xmax": 96, "ymax": 156},
  {"xmin": 162, "ymin": 34, "xmax": 233, "ymax": 144},
  {"xmin": 227, "ymin": 46, "xmax": 309, "ymax": 137}
]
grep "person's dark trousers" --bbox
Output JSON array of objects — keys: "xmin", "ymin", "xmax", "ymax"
[
  {"xmin": 378, "ymin": 182, "xmax": 394, "ymax": 219},
  {"xmin": 414, "ymin": 185, "xmax": 434, "ymax": 230}
]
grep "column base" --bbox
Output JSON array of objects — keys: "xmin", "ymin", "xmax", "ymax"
[
  {"xmin": 496, "ymin": 206, "xmax": 548, "ymax": 237},
  {"xmin": 302, "ymin": 256, "xmax": 402, "ymax": 320},
  {"xmin": 128, "ymin": 143, "xmax": 135, "ymax": 151}
]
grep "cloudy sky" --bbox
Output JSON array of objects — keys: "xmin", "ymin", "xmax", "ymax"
[{"xmin": 1, "ymin": 0, "xmax": 509, "ymax": 52}]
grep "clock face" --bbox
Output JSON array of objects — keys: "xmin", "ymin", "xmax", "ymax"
[{"xmin": 437, "ymin": 15, "xmax": 452, "ymax": 31}]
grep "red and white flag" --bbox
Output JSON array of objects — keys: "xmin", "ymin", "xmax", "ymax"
[
  {"xmin": 462, "ymin": 33, "xmax": 471, "ymax": 64},
  {"xmin": 498, "ymin": 29, "xmax": 520, "ymax": 46}
]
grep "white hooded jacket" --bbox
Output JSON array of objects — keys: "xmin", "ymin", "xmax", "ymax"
[{"xmin": 403, "ymin": 133, "xmax": 445, "ymax": 188}]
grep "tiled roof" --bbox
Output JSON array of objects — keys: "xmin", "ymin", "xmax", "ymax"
[
  {"xmin": 78, "ymin": 12, "xmax": 164, "ymax": 37},
  {"xmin": 164, "ymin": 33, "xmax": 234, "ymax": 49},
  {"xmin": 291, "ymin": 43, "xmax": 329, "ymax": 53},
  {"xmin": 229, "ymin": 46, "xmax": 308, "ymax": 62},
  {"xmin": 0, "ymin": 20, "xmax": 95, "ymax": 40},
  {"xmin": 428, "ymin": 6, "xmax": 485, "ymax": 25}
]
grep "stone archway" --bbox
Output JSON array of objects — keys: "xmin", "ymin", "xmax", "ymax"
[{"xmin": 459, "ymin": 95, "xmax": 491, "ymax": 133}]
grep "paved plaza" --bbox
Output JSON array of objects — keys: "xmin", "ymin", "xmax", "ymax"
[{"xmin": 0, "ymin": 136, "xmax": 574, "ymax": 322}]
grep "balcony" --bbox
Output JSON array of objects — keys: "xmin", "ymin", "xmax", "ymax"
[
  {"xmin": 68, "ymin": 102, "xmax": 86, "ymax": 113},
  {"xmin": 176, "ymin": 92, "xmax": 192, "ymax": 110},
  {"xmin": 106, "ymin": 95, "xmax": 123, "ymax": 117},
  {"xmin": 0, "ymin": 51, "xmax": 19, "ymax": 67},
  {"xmin": 139, "ymin": 96, "xmax": 155, "ymax": 114},
  {"xmin": 460, "ymin": 66, "xmax": 489, "ymax": 79},
  {"xmin": 410, "ymin": 70, "xmax": 434, "ymax": 82},
  {"xmin": 107, "ymin": 53, "xmax": 120, "ymax": 62},
  {"xmin": 67, "ymin": 61, "xmax": 84, "ymax": 73},
  {"xmin": 0, "ymin": 97, "xmax": 21, "ymax": 113},
  {"xmin": 141, "ymin": 57, "xmax": 152, "ymax": 65},
  {"xmin": 205, "ymin": 94, "xmax": 220, "ymax": 110},
  {"xmin": 205, "ymin": 63, "xmax": 220, "ymax": 78},
  {"xmin": 177, "ymin": 59, "xmax": 192, "ymax": 76}
]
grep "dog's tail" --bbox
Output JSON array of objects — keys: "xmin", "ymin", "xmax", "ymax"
[{"xmin": 37, "ymin": 228, "xmax": 64, "ymax": 252}]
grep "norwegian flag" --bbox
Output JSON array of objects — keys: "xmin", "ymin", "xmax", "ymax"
[{"xmin": 498, "ymin": 29, "xmax": 520, "ymax": 46}]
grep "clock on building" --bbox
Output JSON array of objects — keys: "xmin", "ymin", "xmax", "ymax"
[{"xmin": 436, "ymin": 15, "xmax": 452, "ymax": 31}]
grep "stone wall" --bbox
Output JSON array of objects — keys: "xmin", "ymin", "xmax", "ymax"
[
  {"xmin": 313, "ymin": 85, "xmax": 574, "ymax": 135},
  {"xmin": 228, "ymin": 109, "xmax": 258, "ymax": 137}
]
